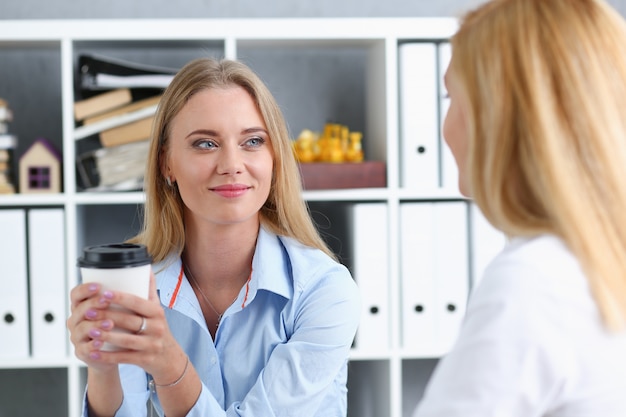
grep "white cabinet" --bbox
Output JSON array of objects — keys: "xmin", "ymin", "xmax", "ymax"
[{"xmin": 0, "ymin": 18, "xmax": 508, "ymax": 417}]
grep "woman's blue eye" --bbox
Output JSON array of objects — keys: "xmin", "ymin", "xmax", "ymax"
[
  {"xmin": 195, "ymin": 140, "xmax": 217, "ymax": 149},
  {"xmin": 246, "ymin": 136, "xmax": 265, "ymax": 147}
]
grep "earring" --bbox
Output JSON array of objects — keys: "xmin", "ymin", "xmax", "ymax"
[{"xmin": 166, "ymin": 177, "xmax": 172, "ymax": 187}]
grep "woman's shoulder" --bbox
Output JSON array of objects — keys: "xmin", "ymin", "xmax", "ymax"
[
  {"xmin": 481, "ymin": 234, "xmax": 582, "ymax": 292},
  {"xmin": 263, "ymin": 230, "xmax": 356, "ymax": 292},
  {"xmin": 472, "ymin": 234, "xmax": 599, "ymax": 337}
]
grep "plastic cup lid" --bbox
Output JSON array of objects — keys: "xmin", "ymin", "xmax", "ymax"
[{"xmin": 77, "ymin": 243, "xmax": 152, "ymax": 268}]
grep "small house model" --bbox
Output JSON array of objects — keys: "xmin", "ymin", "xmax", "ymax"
[{"xmin": 19, "ymin": 137, "xmax": 62, "ymax": 194}]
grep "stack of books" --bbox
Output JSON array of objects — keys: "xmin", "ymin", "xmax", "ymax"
[
  {"xmin": 74, "ymin": 54, "xmax": 178, "ymax": 191},
  {"xmin": 0, "ymin": 98, "xmax": 17, "ymax": 194}
]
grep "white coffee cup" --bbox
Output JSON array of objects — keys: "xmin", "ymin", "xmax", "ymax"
[{"xmin": 78, "ymin": 243, "xmax": 152, "ymax": 351}]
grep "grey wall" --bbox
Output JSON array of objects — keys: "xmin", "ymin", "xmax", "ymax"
[
  {"xmin": 1, "ymin": 0, "xmax": 622, "ymax": 19},
  {"xmin": 3, "ymin": 0, "xmax": 488, "ymax": 19}
]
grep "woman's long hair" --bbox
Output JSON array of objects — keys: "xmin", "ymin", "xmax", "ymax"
[
  {"xmin": 450, "ymin": 0, "xmax": 626, "ymax": 330},
  {"xmin": 129, "ymin": 58, "xmax": 335, "ymax": 262}
]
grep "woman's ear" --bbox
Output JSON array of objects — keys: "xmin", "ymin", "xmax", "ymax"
[{"xmin": 159, "ymin": 148, "xmax": 172, "ymax": 182}]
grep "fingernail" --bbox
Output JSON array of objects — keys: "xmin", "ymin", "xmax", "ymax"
[
  {"xmin": 93, "ymin": 340, "xmax": 103, "ymax": 349},
  {"xmin": 100, "ymin": 320, "xmax": 113, "ymax": 330},
  {"xmin": 89, "ymin": 351, "xmax": 101, "ymax": 360},
  {"xmin": 89, "ymin": 328, "xmax": 101, "ymax": 338},
  {"xmin": 103, "ymin": 291, "xmax": 114, "ymax": 299},
  {"xmin": 85, "ymin": 309, "xmax": 97, "ymax": 319},
  {"xmin": 88, "ymin": 284, "xmax": 98, "ymax": 292}
]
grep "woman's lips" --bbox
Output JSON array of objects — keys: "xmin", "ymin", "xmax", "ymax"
[{"xmin": 210, "ymin": 184, "xmax": 250, "ymax": 198}]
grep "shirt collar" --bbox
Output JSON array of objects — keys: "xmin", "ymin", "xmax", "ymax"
[{"xmin": 156, "ymin": 226, "xmax": 294, "ymax": 311}]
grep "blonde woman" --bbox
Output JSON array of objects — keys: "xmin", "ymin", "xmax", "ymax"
[
  {"xmin": 414, "ymin": 0, "xmax": 626, "ymax": 415},
  {"xmin": 68, "ymin": 58, "xmax": 360, "ymax": 417}
]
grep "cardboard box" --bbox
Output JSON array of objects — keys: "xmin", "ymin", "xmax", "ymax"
[{"xmin": 299, "ymin": 161, "xmax": 386, "ymax": 190}]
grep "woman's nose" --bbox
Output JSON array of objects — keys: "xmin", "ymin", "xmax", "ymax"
[{"xmin": 216, "ymin": 144, "xmax": 244, "ymax": 175}]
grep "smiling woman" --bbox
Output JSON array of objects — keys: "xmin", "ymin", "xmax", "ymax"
[{"xmin": 66, "ymin": 58, "xmax": 361, "ymax": 417}]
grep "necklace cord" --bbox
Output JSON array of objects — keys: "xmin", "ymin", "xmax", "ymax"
[{"xmin": 183, "ymin": 262, "xmax": 238, "ymax": 328}]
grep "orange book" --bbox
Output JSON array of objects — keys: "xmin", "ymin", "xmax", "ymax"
[
  {"xmin": 83, "ymin": 95, "xmax": 161, "ymax": 125},
  {"xmin": 99, "ymin": 116, "xmax": 154, "ymax": 147},
  {"xmin": 74, "ymin": 88, "xmax": 132, "ymax": 121}
]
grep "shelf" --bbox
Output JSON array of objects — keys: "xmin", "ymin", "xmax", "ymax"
[
  {"xmin": 0, "ymin": 18, "xmax": 496, "ymax": 417},
  {"xmin": 0, "ymin": 193, "xmax": 66, "ymax": 207}
]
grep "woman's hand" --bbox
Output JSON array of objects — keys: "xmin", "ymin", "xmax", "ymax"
[{"xmin": 67, "ymin": 271, "xmax": 183, "ymax": 379}]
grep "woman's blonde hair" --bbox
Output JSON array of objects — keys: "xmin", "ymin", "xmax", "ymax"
[
  {"xmin": 450, "ymin": 0, "xmax": 626, "ymax": 331},
  {"xmin": 129, "ymin": 58, "xmax": 335, "ymax": 262}
]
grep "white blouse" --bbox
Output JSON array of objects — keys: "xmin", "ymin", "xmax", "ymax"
[{"xmin": 413, "ymin": 234, "xmax": 626, "ymax": 417}]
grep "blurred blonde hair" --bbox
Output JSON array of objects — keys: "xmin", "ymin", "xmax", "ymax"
[
  {"xmin": 129, "ymin": 58, "xmax": 335, "ymax": 262},
  {"xmin": 450, "ymin": 0, "xmax": 626, "ymax": 331}
]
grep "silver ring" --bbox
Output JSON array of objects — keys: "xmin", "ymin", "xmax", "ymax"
[{"xmin": 136, "ymin": 316, "xmax": 147, "ymax": 335}]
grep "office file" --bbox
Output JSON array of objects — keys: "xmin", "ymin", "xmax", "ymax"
[
  {"xmin": 0, "ymin": 209, "xmax": 29, "ymax": 358},
  {"xmin": 350, "ymin": 203, "xmax": 390, "ymax": 352},
  {"xmin": 400, "ymin": 202, "xmax": 469, "ymax": 355},
  {"xmin": 400, "ymin": 203, "xmax": 437, "ymax": 354},
  {"xmin": 433, "ymin": 202, "xmax": 469, "ymax": 353},
  {"xmin": 469, "ymin": 203, "xmax": 507, "ymax": 291},
  {"xmin": 398, "ymin": 42, "xmax": 439, "ymax": 189},
  {"xmin": 28, "ymin": 208, "xmax": 67, "ymax": 358},
  {"xmin": 437, "ymin": 42, "xmax": 459, "ymax": 191}
]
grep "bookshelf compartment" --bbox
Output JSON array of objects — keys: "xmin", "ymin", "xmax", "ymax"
[
  {"xmin": 347, "ymin": 359, "xmax": 391, "ymax": 417},
  {"xmin": 75, "ymin": 203, "xmax": 143, "ymax": 258},
  {"xmin": 0, "ymin": 42, "xmax": 63, "ymax": 174},
  {"xmin": 0, "ymin": 368, "xmax": 69, "ymax": 416},
  {"xmin": 236, "ymin": 40, "xmax": 387, "ymax": 165},
  {"xmin": 401, "ymin": 359, "xmax": 439, "ymax": 417},
  {"xmin": 71, "ymin": 39, "xmax": 225, "ymax": 101}
]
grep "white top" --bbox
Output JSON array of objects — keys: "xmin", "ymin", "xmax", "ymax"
[{"xmin": 414, "ymin": 234, "xmax": 626, "ymax": 417}]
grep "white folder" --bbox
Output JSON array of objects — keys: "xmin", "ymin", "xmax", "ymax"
[
  {"xmin": 437, "ymin": 42, "xmax": 459, "ymax": 191},
  {"xmin": 400, "ymin": 202, "xmax": 469, "ymax": 355},
  {"xmin": 469, "ymin": 203, "xmax": 507, "ymax": 291},
  {"xmin": 399, "ymin": 42, "xmax": 439, "ymax": 189},
  {"xmin": 350, "ymin": 203, "xmax": 389, "ymax": 352},
  {"xmin": 28, "ymin": 208, "xmax": 67, "ymax": 358},
  {"xmin": 0, "ymin": 209, "xmax": 29, "ymax": 358},
  {"xmin": 432, "ymin": 202, "xmax": 469, "ymax": 353},
  {"xmin": 400, "ymin": 203, "xmax": 437, "ymax": 354}
]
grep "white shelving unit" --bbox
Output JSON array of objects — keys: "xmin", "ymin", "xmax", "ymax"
[{"xmin": 0, "ymin": 18, "xmax": 505, "ymax": 417}]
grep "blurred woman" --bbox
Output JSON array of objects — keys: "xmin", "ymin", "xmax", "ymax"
[{"xmin": 414, "ymin": 0, "xmax": 626, "ymax": 415}]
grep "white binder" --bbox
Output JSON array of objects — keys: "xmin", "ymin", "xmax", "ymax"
[
  {"xmin": 469, "ymin": 203, "xmax": 507, "ymax": 291},
  {"xmin": 437, "ymin": 42, "xmax": 459, "ymax": 191},
  {"xmin": 400, "ymin": 203, "xmax": 437, "ymax": 354},
  {"xmin": 432, "ymin": 202, "xmax": 469, "ymax": 353},
  {"xmin": 0, "ymin": 209, "xmax": 29, "ymax": 358},
  {"xmin": 399, "ymin": 42, "xmax": 439, "ymax": 189},
  {"xmin": 28, "ymin": 208, "xmax": 67, "ymax": 358},
  {"xmin": 400, "ymin": 202, "xmax": 469, "ymax": 355},
  {"xmin": 350, "ymin": 203, "xmax": 389, "ymax": 352}
]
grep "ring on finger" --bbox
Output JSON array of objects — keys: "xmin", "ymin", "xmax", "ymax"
[{"xmin": 135, "ymin": 316, "xmax": 147, "ymax": 335}]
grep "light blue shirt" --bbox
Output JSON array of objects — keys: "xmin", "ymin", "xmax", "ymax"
[{"xmin": 83, "ymin": 226, "xmax": 360, "ymax": 417}]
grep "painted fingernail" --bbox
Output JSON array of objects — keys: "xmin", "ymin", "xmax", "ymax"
[
  {"xmin": 89, "ymin": 328, "xmax": 101, "ymax": 338},
  {"xmin": 88, "ymin": 284, "xmax": 98, "ymax": 292},
  {"xmin": 100, "ymin": 320, "xmax": 113, "ymax": 330},
  {"xmin": 93, "ymin": 339, "xmax": 103, "ymax": 349},
  {"xmin": 103, "ymin": 291, "xmax": 114, "ymax": 299},
  {"xmin": 85, "ymin": 309, "xmax": 97, "ymax": 319},
  {"xmin": 89, "ymin": 351, "xmax": 101, "ymax": 360}
]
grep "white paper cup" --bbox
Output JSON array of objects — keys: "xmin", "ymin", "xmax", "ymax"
[{"xmin": 78, "ymin": 243, "xmax": 152, "ymax": 351}]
